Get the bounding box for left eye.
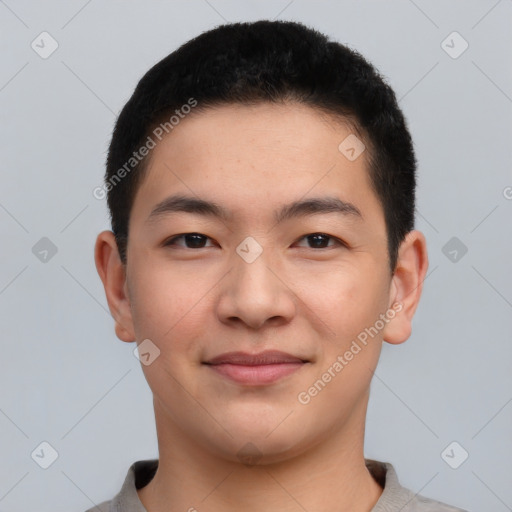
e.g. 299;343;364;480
294;233;344;249
164;233;215;249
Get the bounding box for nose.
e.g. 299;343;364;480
215;248;296;330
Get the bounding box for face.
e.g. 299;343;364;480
105;103;412;463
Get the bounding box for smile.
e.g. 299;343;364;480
203;350;308;385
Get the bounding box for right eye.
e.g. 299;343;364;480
163;233;215;249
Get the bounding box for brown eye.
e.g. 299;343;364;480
165;233;214;249
294;233;344;249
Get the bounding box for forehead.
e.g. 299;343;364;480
131;102;383;227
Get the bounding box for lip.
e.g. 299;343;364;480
204;350;308;385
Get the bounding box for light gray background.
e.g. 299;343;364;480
1;1;511;510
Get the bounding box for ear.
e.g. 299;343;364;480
382;230;428;345
94;230;136;343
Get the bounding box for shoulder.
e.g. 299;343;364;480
366;459;468;512
82;459;158;512
84;500;111;512
409;493;469;511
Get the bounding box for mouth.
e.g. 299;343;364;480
203;350;309;386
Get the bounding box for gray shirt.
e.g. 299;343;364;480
86;459;467;512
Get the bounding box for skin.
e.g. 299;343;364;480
95;102;428;512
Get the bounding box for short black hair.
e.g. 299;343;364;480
105;20;416;272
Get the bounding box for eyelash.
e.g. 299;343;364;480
163;232;346;250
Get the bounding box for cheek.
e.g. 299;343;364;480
127;265;219;423
127;259;220;370
297;260;389;342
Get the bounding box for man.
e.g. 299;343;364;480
91;20;466;511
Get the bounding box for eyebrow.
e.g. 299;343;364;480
275;196;362;223
146;194;362;224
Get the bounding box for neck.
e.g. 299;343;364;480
138;394;382;512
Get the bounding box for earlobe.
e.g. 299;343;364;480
94;231;136;343
382;230;429;345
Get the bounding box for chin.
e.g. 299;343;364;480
202;420;313;466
